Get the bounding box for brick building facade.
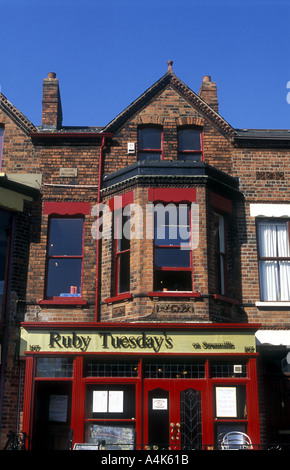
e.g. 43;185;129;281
0;62;289;450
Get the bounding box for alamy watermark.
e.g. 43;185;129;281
287;81;290;104
91;197;199;250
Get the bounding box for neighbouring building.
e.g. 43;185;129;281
0;62;290;450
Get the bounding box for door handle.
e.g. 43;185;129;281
170;422;181;441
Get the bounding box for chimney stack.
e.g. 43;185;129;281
42;72;63;129
199;75;219;113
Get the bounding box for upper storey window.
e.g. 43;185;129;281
46;217;84;298
178;128;202;161
138;127;162;161
258;220;290;301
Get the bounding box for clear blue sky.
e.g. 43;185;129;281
1;0;290;129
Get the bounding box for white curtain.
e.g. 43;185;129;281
258;223;290;301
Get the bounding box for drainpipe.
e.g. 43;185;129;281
95;136;106;322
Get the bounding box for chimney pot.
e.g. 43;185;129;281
203;75;211;83
47;72;57;79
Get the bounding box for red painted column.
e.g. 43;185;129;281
247;356;261;449
71;356;84;446
22;356;34;450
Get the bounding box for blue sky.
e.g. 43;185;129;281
1;0;290;129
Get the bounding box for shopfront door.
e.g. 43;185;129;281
144;380;203;450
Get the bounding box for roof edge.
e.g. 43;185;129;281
0;92;37;134
102;71;237;140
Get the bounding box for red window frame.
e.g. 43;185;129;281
138;126;163;161
214;212;228;297
153;204;193;292
39;202;90;305
114;209;131;295
210;192;233;302
178;127;203;161
148;188;197;295
45;215;85;300
106;192;134;301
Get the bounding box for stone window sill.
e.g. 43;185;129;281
256;301;290;308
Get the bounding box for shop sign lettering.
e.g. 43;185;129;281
23;330;255;354
99;332;173;353
192;341;235;350
49;332;91;352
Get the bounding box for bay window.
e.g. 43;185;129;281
257;220;290;301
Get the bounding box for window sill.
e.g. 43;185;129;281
148;291;201;298
256;301;290;308
214;294;239;305
38;298;87;306
105;293;133;304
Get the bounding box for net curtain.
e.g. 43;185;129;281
258;222;290;301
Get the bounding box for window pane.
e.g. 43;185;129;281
118;235;130;252
155;248;190;267
85;361;139;377
36;358;73;377
138;128;161;150
280;261;290;300
259;260;279;301
49;218;83;256
47;258;82;297
86;384;135;421
258;222;290;258
214;214;225;253
119;251;130;293
154;206;190;246
178;129;201;151
277;224;290;257
154;270;192;291
117;213;130;252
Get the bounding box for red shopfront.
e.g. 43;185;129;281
20;322;261;450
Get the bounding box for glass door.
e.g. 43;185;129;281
143;380;203;450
